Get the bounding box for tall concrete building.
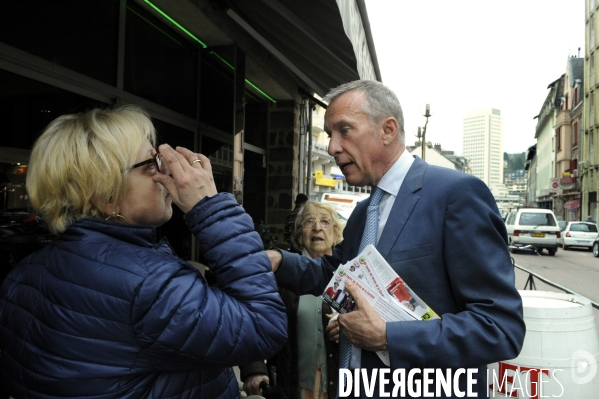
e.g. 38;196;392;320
462;108;504;186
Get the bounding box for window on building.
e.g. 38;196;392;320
0;0;119;85
124;1;199;118
556;127;561;151
573;121;579;146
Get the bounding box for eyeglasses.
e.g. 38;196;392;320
302;218;332;229
129;146;164;173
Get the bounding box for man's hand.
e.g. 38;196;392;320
338;281;387;351
265;249;283;272
243;374;269;396
325;312;340;343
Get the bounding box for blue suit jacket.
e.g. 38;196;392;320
276;156;525;398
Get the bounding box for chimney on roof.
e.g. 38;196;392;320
578;47;581;58
434;143;442;151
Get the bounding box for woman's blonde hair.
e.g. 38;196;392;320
292;201;345;251
27;105;156;235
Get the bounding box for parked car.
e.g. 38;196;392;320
558;222;598;250
592;236;599;257
504;208;561;255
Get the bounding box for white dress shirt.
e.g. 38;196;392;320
375;149;415;243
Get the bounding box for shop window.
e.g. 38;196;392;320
244;98;268;148
243;150;266;223
0;69;109;213
153;119;194;150
0;69;109;151
0;0;119;85
200;52;234;134
201;135;233;193
125;1;198;118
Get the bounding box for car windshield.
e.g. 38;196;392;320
569;223;598;232
518;213;557;227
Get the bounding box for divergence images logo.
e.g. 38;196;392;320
571;350;597;385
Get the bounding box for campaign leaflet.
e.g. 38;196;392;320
321;245;440;366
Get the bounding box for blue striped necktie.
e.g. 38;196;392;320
338;186;384;397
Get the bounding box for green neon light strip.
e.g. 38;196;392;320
144;1;276;103
244;79;276;103
144;0;207;48
211;52;276;103
128;7;181;45
211;51;235;70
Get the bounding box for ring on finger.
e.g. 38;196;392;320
191;159;202;166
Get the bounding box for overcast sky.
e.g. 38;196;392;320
365;0;585;155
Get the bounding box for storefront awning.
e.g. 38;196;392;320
564;199;580;209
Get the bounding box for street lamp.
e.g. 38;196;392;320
420;103;432;160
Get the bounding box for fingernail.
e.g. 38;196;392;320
346;281;353;288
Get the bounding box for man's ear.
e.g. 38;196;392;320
381;117;399;145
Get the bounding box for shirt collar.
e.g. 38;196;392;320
376;149;414;196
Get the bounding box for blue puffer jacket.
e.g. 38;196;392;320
0;193;287;398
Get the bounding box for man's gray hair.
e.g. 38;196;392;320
323;80;405;142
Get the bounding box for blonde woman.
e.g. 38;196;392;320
0;105;287;398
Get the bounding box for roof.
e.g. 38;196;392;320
159;0;381;99
568;57;584;87
224;0;381;96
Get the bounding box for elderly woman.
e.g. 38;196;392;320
0;105;287;398
241;201;344;399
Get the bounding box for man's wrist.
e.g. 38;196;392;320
266;249;284;273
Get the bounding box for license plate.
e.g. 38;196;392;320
531;232;545;238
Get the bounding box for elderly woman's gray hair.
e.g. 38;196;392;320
292;201;345;251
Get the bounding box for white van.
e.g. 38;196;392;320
317;192;369;220
504;208;561;255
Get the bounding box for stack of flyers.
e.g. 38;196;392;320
321;245;440;365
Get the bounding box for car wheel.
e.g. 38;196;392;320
547;248;556;256
594;242;599;258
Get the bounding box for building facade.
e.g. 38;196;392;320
555;57;584;221
462;108;504;186
533;78;562;211
584;0;599;221
0;0;380;257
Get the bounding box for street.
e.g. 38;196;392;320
510;246;599;332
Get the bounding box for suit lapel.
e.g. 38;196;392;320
376;156;427;259
345;198;368;258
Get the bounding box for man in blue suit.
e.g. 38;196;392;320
267;80;525;398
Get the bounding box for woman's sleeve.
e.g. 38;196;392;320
132;193;288;370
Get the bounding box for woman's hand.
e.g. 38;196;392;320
153;144;217;213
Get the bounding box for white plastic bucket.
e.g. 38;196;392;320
487;290;599;398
